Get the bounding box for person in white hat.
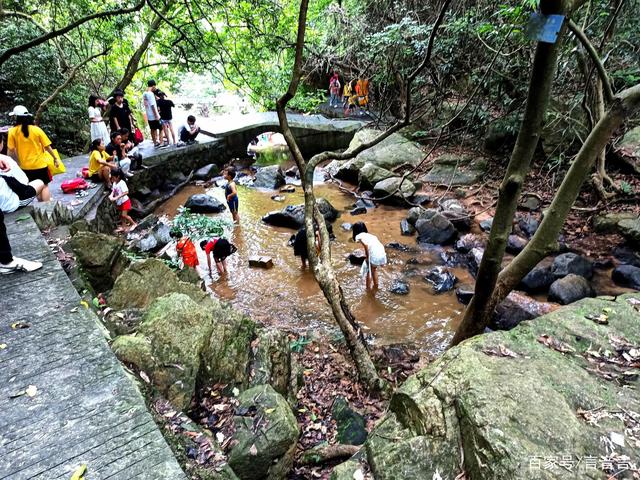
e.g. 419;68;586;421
6;106;59;202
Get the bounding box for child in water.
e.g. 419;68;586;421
352;221;386;289
171;229;199;269
225;167;239;224
109;169;137;231
200;237;237;276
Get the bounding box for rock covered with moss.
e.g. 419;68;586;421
356;294;640;479
69;230;129;292
228;385;299;480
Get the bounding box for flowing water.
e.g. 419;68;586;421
156;178;473;355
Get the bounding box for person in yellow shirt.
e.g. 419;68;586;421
7;106;58;201
88;139;118;188
342;81;352;110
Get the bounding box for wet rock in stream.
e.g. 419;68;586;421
612;265;640;290
423;266;457;293
262;198;339;229
184;193;226;214
455;284;475;304
551;252;593;279
389;280;410;295
400;219;415;236
548;274;595;305
253;165;286;189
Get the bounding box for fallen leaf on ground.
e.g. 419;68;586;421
70;464;87;480
25;385;38;397
80;300;89;309
139;371;150;383
0;344;7;349
537;334;575;354
14;215;30;222
482;344;519;358
353;468;365;480
585;313;609;325
249;444;258;456
11;322;30;329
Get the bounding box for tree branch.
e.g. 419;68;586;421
0;1;145;68
567;18;614;102
34;48;110;125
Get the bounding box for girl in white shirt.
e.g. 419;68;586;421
88;95;110;143
352;221;387;290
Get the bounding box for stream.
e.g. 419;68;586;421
156;176;474;355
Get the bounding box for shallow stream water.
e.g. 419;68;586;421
156;178;474;355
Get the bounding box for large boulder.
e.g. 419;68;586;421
551;253;593;280
108;258;210;310
372;177;416;205
614;125;640;173
254;165;286;189
439;198;471;231
593;212;637;233
548;274;595;305
112;293;215;410
228;385;299;480
490;291;558;330
325;157;365;184
365;294;640;479
135;222;173;253
184;194;226;214
342;129;425;174
612;265;640;290
618;217;640;246
358;163;395;190
262;198;338;229
421;154;487;186
519;264;555;293
415;212;456;245
193;163;220;181
69;231;129;292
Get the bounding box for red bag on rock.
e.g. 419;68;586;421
134;127;144;144
61;178;89;194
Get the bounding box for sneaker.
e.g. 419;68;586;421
125;171;134;178
0;257;43;275
176;141;186;147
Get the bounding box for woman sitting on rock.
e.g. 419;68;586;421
352;221;386;290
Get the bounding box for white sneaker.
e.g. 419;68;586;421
0;257;43;275
125;171;134;178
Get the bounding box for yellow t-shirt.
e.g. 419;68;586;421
7;125;52;170
88;150;110;176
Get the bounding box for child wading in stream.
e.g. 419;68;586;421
200;238;237;276
109;169;137;232
171;229;199;269
352;221;386;289
225;167;240;224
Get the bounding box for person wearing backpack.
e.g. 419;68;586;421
200;237;237;277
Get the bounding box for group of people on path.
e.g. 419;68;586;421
328;71;370;117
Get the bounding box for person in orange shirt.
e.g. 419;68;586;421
171;229;199;269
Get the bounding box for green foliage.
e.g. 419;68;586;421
172;207;232;241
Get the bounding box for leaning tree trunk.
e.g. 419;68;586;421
451;2;573;346
486;83;640;306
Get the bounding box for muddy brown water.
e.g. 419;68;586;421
156;180;474;355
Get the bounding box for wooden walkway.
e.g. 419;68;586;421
0;212;185;479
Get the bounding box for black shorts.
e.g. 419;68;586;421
1;175;37;206
90;173;104;182
24;167;52;185
148;119;161;130
293;228;308;258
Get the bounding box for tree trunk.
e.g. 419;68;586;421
451;6;568;346
115;1;174;93
34;49;110;125
487;84;640;306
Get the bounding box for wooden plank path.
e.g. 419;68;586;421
0;212;185;479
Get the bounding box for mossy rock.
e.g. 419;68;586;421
69;231;128;292
112;292;215;410
108;258;212;310
330;459;364;480
228;385;299;480
421;154;487;186
366;294;640;479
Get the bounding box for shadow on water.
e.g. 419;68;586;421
156;179;472;355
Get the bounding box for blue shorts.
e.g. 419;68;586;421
227;195;239;213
